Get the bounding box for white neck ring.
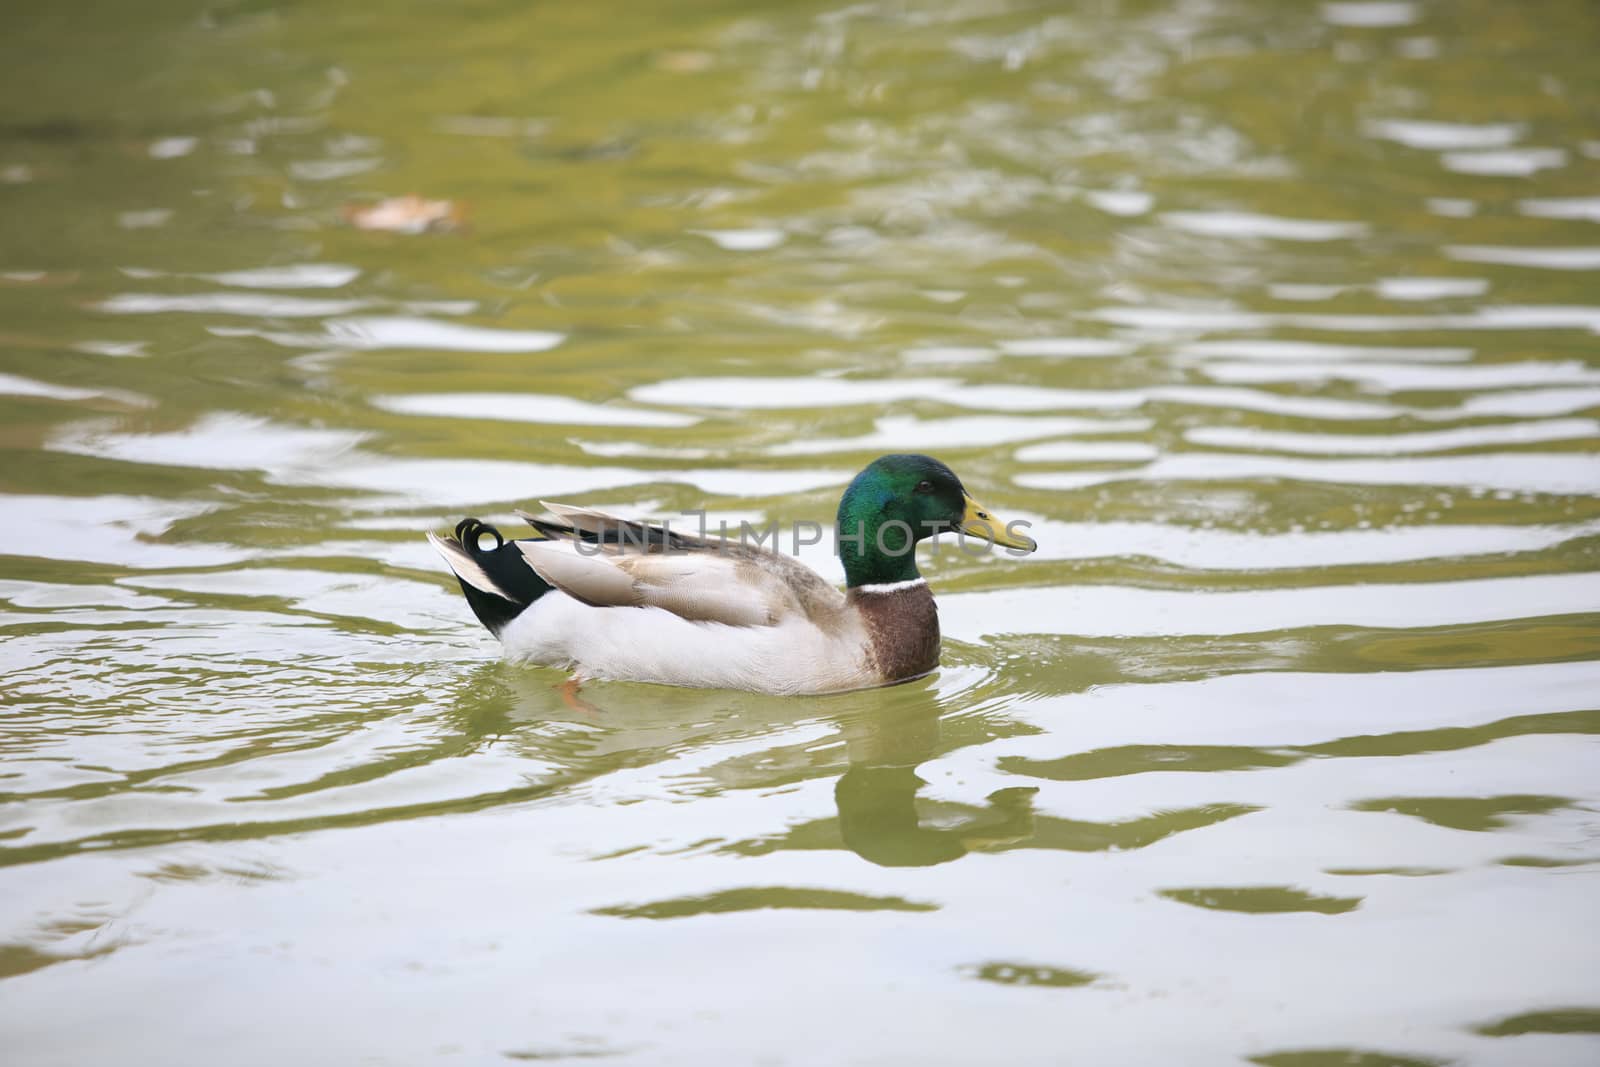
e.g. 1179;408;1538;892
853;578;927;595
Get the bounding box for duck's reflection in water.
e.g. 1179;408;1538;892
834;702;1038;867
442;661;1039;866
441;662;1249;869
836;766;1038;866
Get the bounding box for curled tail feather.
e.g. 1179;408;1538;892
428;518;552;636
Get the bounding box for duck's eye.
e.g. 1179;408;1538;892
914;480;934;493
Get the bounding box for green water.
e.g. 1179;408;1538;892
3;0;1599;1062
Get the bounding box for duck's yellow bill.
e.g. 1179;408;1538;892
958;494;1037;553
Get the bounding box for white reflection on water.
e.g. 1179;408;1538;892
1084;189;1153;216
997;337;1135;358
1160;212;1369;241
941;572;1600;641
0;373;143;405
574;441;717;460
1013;441;1160;463
1320;1;1419;27
1015;515;1600;570
1173;340;1472;363
1454;386;1600;417
1146;386;1400;420
0;580;171;613
769;414;1150;456
372;393;698;428
1373;277;1489;301
50;414;366;475
630;376;1141;411
96;292;368;316
243;316;567;352
147;136;197;159
299;458;851;507
629;376;1400;419
996;659;1596;751
201;263;361;288
1519;196;1600;221
118;568;455;633
690;228;786;250
72;340;149;358
1446;245;1600;271
1092;303;1600;332
0;495;244;568
1362;118;1522;150
1185;418;1600;455
1441;147;1567;176
1199;360;1600;391
48;410;855;504
1269;282;1350;301
1017;452;1600;496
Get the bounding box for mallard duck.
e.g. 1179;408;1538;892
426;453;1036;695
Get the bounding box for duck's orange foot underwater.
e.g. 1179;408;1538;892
558;675;599;716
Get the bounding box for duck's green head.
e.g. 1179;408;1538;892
836;453;1036;587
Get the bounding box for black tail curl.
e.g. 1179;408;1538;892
450;518;551;636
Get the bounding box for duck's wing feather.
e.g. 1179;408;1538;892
514;503;845;628
514;502;689;551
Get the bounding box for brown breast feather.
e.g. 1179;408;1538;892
850;583;941;683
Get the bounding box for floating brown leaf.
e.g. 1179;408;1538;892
341;195;464;234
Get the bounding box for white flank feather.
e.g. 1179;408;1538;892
496;591;874;695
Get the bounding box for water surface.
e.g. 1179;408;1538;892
2;0;1598;1063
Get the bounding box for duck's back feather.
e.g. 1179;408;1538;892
513;501;847;629
515;502;689;551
